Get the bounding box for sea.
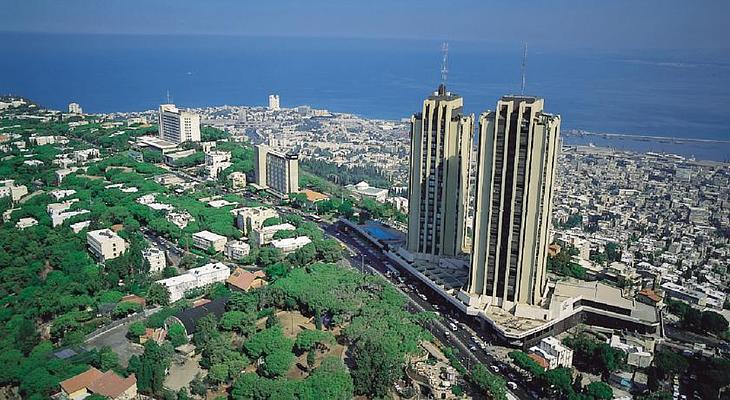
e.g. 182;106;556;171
1;32;729;161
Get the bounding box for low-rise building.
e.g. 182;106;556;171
70;220;91;233
50;189;77;200
226;268;266;292
192;230;227;252
59;367;137;400
271;236;312;254
0;179;28;202
227;171;247;189
156;262;231;302
528;336;573;370
224;240;251;261
205;150;232;179
142;247;167;273
87;229;128;262
346;181;389;203
234;207;279;234
16;217;38;230
52;209;90;227
250;223;296;246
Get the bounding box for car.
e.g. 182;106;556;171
443;331;450;337
507;382;517;390
433;304;439;310
449;323;458;331
469;345;477;351
419;294;427;301
490;365;500;373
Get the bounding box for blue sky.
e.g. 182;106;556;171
2;0;729;51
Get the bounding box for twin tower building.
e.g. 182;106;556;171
407;84;560;311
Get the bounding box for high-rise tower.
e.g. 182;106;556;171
407;85;474;259
462;96;560;308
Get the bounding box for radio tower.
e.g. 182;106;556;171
441;42;449;87
520;43;527;95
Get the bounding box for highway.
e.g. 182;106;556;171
323;221;535;400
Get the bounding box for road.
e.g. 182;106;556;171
323;221;534;400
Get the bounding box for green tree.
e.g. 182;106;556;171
585;381;613;400
97;346;119;371
257;247;283;268
128;321;147;338
219;310;256;337
135;341;172;395
146;283;171;306
193;314;219;348
208;363;229;386
262;350;295;377
167;323;188;347
350;335;402;398
471;364;508;400
315;239;342;263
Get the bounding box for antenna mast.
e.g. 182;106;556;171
441;42;449;86
520;43;527;95
166;90;171;104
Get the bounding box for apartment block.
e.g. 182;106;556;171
251;223;296;247
142;247;167;273
87;229;129;262
224;240;251;261
192;230;227;252
155;262;231;302
234;207;279;235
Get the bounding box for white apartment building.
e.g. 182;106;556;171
268;94;280;111
68;102;83;114
50;189;77;201
87;229;128;262
251;223;296;247
0;179;28;202
192;230;228;252
16;217;38;230
224;240;251;261
529;336;573;370
52;209;90;227
155;262;231;302
346;181;389;203
70;220;91;233
227;171;247;189
158;104;201;143
271;236;312;254
142;247;167;273
234;207;279;234
205;151;232;179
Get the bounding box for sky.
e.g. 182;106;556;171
2;0;729;52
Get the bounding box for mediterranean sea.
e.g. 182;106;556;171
1;32;729;159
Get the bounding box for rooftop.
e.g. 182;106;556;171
193;230;227;242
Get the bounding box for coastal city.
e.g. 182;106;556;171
2;2;730;400
0;83;728;400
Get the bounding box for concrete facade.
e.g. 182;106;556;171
407;84;473;259
463;96;560;308
87;229;128;262
254;144;299;196
192;230;227;252
158;104;201;143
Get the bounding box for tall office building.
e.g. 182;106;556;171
254;144;299;196
268;95;280;111
462;96;560;308
407;84;474;259
158;104;201;143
